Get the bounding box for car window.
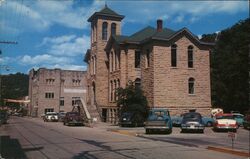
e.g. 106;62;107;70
183;113;201;119
216;115;234;120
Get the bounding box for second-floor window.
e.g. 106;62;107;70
146;49;150;68
135;50;141;68
45;92;54;99
60;97;64;106
111;23;116;36
171;44;177;67
102;22;108;40
188;78;195;94
188;45;194;68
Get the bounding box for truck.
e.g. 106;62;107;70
144;108;172;134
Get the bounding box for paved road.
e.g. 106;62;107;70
0;117;248;159
115;125;250;152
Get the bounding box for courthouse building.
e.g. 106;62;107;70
28;68;87;117
85;5;213;123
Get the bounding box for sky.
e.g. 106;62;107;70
0;0;249;75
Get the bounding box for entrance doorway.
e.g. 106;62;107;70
102;108;107;122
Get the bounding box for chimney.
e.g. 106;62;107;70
157;19;163;32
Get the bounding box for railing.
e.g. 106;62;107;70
94;100;102;121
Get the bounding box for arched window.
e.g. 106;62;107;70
110;81;113;102
188;45;193;68
135;78;141;88
171;44;177;67
111;23;116;36
188;78;195;94
114;80;117;101
102;22;108;40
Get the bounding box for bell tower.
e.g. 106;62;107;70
87;5;124;109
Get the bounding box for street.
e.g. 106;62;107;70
0;116;249;159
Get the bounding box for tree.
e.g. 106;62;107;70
116;81;148;119
209;18;250;113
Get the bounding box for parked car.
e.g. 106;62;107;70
120;112;144;127
232;113;244;127
58;112;66;122
0;111;8;125
243;114;250;130
181;112;205;133
213;113;237;132
171;115;183;127
63;112;84;126
145;108;172;134
202;117;215;127
43;112;59;122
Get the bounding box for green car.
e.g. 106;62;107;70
243;115;250;130
232;113;244;127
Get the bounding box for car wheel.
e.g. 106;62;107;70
166;129;172;134
206;121;213;127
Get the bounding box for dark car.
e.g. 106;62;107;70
63;112;84;126
120;112;144;127
58;112;66;122
181;112;205;133
0;111;8;125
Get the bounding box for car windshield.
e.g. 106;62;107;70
183;113;201;120
216;115;234;119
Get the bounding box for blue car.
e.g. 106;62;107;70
232;113;244;127
145;108;172;134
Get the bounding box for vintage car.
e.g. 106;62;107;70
171;115;183;127
120;112;144;127
63;112;84;126
243;114;250;130
213;113;237;132
232;113;244;127
145;108;172;134
181;112;205;133
202;117;215;127
43;112;59;122
58;112;66;122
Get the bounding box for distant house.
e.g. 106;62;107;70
28;68;87;117
84;5;214;123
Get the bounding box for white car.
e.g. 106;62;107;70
214;113;237;132
43;112;58;122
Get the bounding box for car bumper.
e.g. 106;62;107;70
67;120;83;125
181;125;205;130
214;126;237;129
145;126;171;130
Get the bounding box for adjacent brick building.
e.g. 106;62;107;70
84;6;214;123
28;68;87;117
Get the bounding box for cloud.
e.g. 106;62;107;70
108;1;248;24
40;34;90;57
19;54;73;65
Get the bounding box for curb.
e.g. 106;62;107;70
109;129;141;137
207;146;250;157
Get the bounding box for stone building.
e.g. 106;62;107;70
84;5;214;123
28;68;87;117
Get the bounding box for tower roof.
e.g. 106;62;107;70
88;5;124;22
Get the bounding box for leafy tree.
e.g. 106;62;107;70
116;81;148;119
209;18;250;113
1;73;29;108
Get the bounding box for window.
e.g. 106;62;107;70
110;81;113;102
44;108;54;114
72;97;80;106
46;78;55;85
111;23;116;36
60;97;64;106
135;78;141;88
188;45;194;68
45;92;54;99
171;44;177;67
135;51;141;68
188;78;195;94
102;22;108;40
146;49;150;67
